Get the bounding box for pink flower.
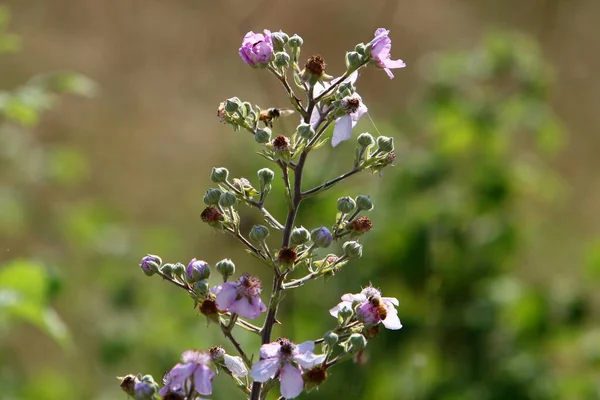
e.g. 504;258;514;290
239;30;274;67
309;71;367;147
330;286;402;330
251;339;326;399
159;350;215;397
368;28;406;79
213;274;267;319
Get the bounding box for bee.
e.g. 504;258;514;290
369;296;387;321
259;108;295;128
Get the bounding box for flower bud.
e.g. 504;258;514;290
355;195;374;211
249;224;270;243
135;376;158;400
219;191;237;208
297;122;315;140
311;227;333;248
215;258;235;280
140;254;161;276
290;226;310;246
274;51;290;69
258;168;275;187
355;43;367;55
339;305;353;319
343;241;363;259
357;133;375;147
194;279;211;297
337;196;356;214
172;262;185;278
271;30;289;51
160;263;174;277
346;51;364;71
224;97;242;113
203;188;222;206
288;34;303;48
211;167;229;183
186;259;211;283
255;127;272;144
324;331;339;346
376;136;394;152
348;333;367;352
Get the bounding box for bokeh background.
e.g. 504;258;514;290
1;1;600;399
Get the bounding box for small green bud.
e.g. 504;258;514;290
297;122;315;140
274;51;290;69
160;263;174;277
258;168;275;187
203;188;223;206
376;136;394;152
290;226;310;246
355;43;367;55
348;333;367;352
339;305;353;319
255;127;272;144
343;241;363;259
271;30;289;52
337;196;356;214
224;97;242;113
288;34;303;48
194;279;211;297
357;133;375;147
355;195;374;211
172;262;185;277
345;51;364;71
324;331;339;346
219;191;237;208
249;225;270;243
215;258;236;280
211;167;229;183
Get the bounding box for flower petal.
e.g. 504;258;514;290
193;365;215;395
251;358;280;382
296;341;315;354
294;344;326;369
382;296;399;306
382;310;402;330
230;296;265;319
332;115;353;147
214;283;237;310
260;342;282;359
341;293;366;303
224;354;248;377
329;301;351;317
279;363;304;399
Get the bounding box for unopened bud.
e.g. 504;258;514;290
355;195;374;211
215;258;236;280
140;254;161;276
297;123;315;140
343;241;363;259
339;305;353;319
346;51;364;71
249;225;270;243
172;262;185;278
376;136;394;152
337;196;356;214
355;43;367;55
224;98;242;113
203;188;222;206
186;259;211;282
311;227;333;248
290;226;310;246
193;279;211;297
348;333;367;352
219;192;237;208
255;127;272;144
134;376;158;400
160;263;174;277
324;331;339;346
274;52;290;69
288;34;303;48
211;167;229;183
258;168;275;187
357;133;375;147
271;31;289;52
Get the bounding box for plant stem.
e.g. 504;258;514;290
220;322;252;368
302;167;362;198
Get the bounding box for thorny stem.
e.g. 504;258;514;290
156;270;190;291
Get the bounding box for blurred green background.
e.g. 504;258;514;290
1;1;600;399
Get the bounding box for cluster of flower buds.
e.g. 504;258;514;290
125;26;406;400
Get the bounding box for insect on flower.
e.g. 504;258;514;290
259;107;295;128
369;295;387;321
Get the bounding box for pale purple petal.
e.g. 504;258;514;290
279;363;304;399
341;293;366;303
161;363;195;394
382;308;402;330
215;283;238;310
329;301;351;317
382;296;399;306
294;343;325;369
224;354;248;377
352;100;368;125
260;342;281;359
367;28;390;46
251;358;281;382
382;58;406;69
230;296;264;319
357;301;379;324
296;341;315;354
332;115;352;147
193;365;215;395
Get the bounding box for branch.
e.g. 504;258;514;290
302;167;362;198
220;322;252;368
